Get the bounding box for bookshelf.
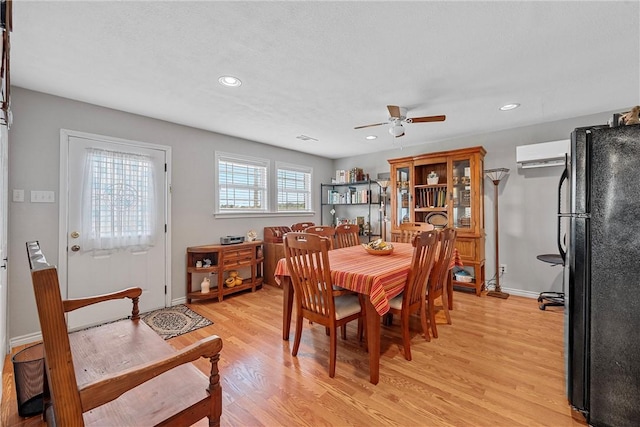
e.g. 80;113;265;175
320;180;380;241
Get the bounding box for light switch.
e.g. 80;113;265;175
13;189;24;202
31;190;55;203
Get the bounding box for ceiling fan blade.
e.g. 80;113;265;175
387;105;401;118
354;122;387;130
409;114;446;123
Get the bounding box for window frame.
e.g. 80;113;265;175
215;151;269;215
275;161;313;213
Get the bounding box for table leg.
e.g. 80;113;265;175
282;276;294;341
365;300;381;385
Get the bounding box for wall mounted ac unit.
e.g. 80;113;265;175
516;139;569;169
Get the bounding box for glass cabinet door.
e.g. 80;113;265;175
393;165;411;229
452;158;472;230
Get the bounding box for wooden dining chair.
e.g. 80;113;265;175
386;230;439;360
304;225;336;250
335;224;361;249
394;222;435;243
291;222;315;232
284;232;364;378
424;227;457;339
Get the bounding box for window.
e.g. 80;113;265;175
216;152;268;212
81;148;156;251
277;162;312;212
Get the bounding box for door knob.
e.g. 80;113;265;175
71;245;81;252
70;231;80;239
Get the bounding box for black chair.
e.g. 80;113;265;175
536;253;565;310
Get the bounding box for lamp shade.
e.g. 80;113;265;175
484;168;510;183
376;180;391;189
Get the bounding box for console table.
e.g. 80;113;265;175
186;241;264;303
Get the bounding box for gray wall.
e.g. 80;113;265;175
8;87;332;342
335;110;619;297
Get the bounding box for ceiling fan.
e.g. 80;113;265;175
354;105;446;138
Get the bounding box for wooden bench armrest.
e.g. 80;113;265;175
78;335;223;412
63;287;143;318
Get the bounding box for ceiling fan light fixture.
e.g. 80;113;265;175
389;123;405;137
218;75;242;87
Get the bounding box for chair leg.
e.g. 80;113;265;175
292;314;304;356
420;301;431;342
329;326;337;378
341;324;347;340
428;298;438;339
401;312;412;361
441;292;452;325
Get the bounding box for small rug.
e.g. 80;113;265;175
141;304;213;340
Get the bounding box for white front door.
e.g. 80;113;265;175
60;130;170;330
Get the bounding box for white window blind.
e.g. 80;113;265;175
81;148;156;251
277;163;312;212
217;153;268;212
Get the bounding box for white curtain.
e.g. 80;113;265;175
81;148;156;252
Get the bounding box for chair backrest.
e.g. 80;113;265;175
396;222;435;243
428;228;457;298
291;222;315;232
304;225;336;250
335;224;360;249
402;230;439;308
399;222;435;232
27;241;86;423
283;232;336;323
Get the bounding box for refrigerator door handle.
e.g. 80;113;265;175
557;155;569;264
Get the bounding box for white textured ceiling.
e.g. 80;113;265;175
11;1;640;159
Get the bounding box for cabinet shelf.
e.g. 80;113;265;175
415;207;447;212
415;184;448;189
321;202;371;206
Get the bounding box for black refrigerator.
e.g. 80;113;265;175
564;124;640;427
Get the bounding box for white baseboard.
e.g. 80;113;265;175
10;331;43;350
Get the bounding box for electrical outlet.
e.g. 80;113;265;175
500;264;507;275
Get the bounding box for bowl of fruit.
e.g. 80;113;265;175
362;239;394;256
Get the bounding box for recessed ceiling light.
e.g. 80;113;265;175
500;103;520;111
365;135;377;140
218;75;242;87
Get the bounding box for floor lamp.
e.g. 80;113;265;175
376;180;390;241
484;168;510;299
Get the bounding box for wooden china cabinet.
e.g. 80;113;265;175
388;146;486;295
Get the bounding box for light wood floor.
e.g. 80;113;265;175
2;285;587;426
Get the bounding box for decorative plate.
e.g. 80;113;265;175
426;212;448;227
